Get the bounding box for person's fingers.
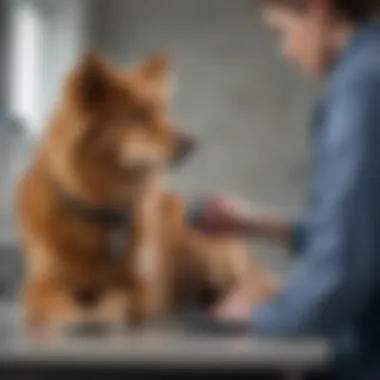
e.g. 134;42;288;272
212;293;230;315
213;287;241;315
213;303;229;318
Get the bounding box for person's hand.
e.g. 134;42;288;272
189;195;256;235
213;286;253;322
188;195;293;246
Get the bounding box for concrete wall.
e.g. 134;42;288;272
88;0;317;271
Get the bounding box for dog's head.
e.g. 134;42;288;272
45;52;197;200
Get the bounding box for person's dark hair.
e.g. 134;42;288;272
260;0;380;22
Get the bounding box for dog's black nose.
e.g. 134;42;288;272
172;133;198;167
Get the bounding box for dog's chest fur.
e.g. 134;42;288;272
18;167;182;300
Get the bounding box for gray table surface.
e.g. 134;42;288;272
0;303;332;372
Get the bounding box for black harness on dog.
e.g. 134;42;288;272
57;185;133;261
55;185;134;307
54;185;203;309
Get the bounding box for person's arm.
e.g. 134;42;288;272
187;197;301;249
289;216;308;254
251;71;380;336
245;213;298;248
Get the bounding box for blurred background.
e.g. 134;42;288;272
0;0;317;300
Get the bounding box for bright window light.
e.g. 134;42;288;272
11;1;42;134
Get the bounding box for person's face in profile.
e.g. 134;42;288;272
261;2;333;78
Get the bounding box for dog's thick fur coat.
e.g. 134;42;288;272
16;53;277;331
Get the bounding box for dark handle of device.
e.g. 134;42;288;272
186;198;208;229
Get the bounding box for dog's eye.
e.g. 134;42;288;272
129;105;150;124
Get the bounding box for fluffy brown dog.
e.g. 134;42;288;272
16;53;277;332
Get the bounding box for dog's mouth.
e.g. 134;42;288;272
118;162;156;181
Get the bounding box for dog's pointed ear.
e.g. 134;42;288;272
67;52;113;107
140;52;170;81
137;52;176;100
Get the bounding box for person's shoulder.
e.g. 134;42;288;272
323;43;380;145
333;42;380;94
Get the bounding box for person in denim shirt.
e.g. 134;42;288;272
189;1;380;379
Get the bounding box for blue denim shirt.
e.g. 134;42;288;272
251;23;380;379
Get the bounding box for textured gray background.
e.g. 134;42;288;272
0;0;318;296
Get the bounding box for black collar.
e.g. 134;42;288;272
55;185;133;228
55;185;133;261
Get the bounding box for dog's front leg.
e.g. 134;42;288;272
23;276;82;336
128;179;169;324
93;287;130;327
22;241;85;336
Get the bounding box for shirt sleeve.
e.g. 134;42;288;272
252;72;380;336
290;217;308;254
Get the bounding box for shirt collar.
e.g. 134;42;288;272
333;20;380;72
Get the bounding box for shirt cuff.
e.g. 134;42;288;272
251;301;303;336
